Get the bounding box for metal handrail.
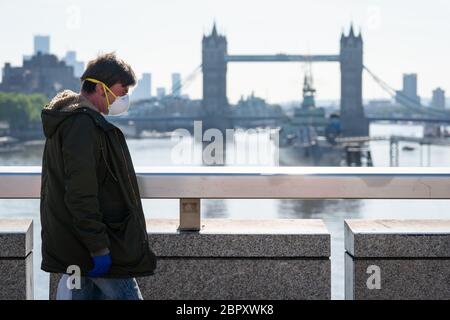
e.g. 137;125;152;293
2;166;450;230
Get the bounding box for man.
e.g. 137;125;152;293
40;53;157;300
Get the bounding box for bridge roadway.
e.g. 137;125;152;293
108;115;450;124
225;54;340;62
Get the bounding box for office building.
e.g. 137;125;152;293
131;73;152;101
34;35;50;55
431;87;446;109
171;73;181;96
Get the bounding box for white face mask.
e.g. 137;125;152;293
108;94;130;116
83;78;130;116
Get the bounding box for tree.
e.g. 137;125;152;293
0;92;48;131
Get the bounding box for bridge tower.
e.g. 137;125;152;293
202;23;231;132
340;25;369;137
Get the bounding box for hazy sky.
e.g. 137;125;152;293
1;0;449;103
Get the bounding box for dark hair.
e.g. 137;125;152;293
80;52;136;93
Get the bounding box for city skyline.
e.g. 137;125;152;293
0;0;449;103
3;31;445;108
1;33;447;107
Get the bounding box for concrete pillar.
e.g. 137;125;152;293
0;219;33;300
51;219;331;300
345;219;450;300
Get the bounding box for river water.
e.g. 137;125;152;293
1;122;450;300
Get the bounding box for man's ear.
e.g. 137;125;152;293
95;83;105;96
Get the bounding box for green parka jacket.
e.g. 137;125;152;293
40;90;156;277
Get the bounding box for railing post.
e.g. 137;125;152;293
179;198;201;231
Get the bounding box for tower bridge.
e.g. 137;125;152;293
202;23;368;137
115;24;450;137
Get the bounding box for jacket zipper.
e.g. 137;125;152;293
114;130;139;206
99;137;118;182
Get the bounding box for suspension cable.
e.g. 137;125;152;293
363;65;449;118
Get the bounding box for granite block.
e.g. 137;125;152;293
0;253;33;300
0;219;33;300
345;219;450;300
147;219;330;257
50;219;331;300
50;273;58;300
51;258;330;300
139;258;330;300
345;219;450;258
345;253;450;300
0;219;33;258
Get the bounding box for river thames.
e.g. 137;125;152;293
2;122;450;299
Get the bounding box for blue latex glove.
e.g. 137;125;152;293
88;254;112;277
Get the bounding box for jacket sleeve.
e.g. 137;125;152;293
61;114;110;253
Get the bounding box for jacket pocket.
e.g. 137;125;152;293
104;211;145;267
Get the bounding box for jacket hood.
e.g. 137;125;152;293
41;90;110;138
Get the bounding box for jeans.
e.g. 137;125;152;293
56;274;143;300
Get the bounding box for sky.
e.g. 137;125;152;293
0;0;449;104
